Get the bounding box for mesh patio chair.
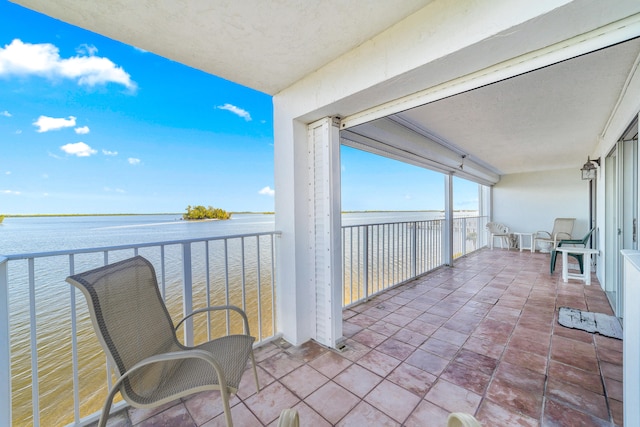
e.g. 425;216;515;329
486;222;510;249
535;217;575;252
550;227;596;274
66;255;259;427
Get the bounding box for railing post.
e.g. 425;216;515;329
181;243;194;346
0;257;11;427
462;218;467;256
363;226;369;300
411;222;417;278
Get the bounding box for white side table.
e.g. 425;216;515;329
556;247;599;285
512;232;534;253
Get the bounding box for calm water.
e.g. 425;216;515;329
1;211;449;426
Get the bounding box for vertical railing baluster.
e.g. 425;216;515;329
256;236;262;341
241;237;247;318
363;226;369;300
28;258;40;426
0;257;11;427
271;234;276;336
205;242;211;340
160;245;166;299
224;239;230;335
181;243;194;346
69;254;80;424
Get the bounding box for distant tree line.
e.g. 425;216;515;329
183;205;231;220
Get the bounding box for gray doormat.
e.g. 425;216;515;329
558;307;623;340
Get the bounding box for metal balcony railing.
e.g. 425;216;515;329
0;232;280;427
342;216;487;307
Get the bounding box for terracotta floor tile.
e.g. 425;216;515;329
406;348;450;376
604;376;623;402
136;403;196;427
351;328;388;348
387;362;436;397
453;348;498;376
473;318;514;345
486;377;543;419
596;345;623;365
183;390;227;425
546;378;608;420
242;382;300;425
368;319;402;336
284;340;328;362
547;360;603;394
543;398;610;427
440;360;491;394
259;351;305;379
356;348;402;377
339;339;372;362
392;328;429;347
199;402;261;427
364;379;421;423
129;401;182;425
424;379;481;415
554;322;596;343
431;326;469;346
336;401;399;427
333;363;383;398
297;347;347;377
419;337;461;359
288;402;332;427
609;398;623;427
550;335;598;372
405;399;451;427
376;337;416;360
508;327;551;357
236;365;275;399
341;321;363;337
304;382;359;425
476;400;538;427
280;364;329;399
502;346;547;375
462;336;505;359
417;311;448;326
600;360;623;382
595;334;623;352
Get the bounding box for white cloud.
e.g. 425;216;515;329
74;125;90;134
128;157;141;165
0;110;11;117
102;149;118;156
60;142;97;157
1;189;20;195
0;39;136;90
259;186;275;197
14;129;22;134
42;174;49;179
5;171;10;175
76;44;98;56
34;115;76;132
104;186;126;193
217;103;252;121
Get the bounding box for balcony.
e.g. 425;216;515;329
2;225;621;426
106;249;621;426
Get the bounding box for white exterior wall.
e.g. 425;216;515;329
493;169;590;238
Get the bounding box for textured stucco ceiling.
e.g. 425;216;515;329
12;0;433;95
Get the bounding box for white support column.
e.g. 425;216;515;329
444;174;454;266
274;110;343;347
308;117;343;348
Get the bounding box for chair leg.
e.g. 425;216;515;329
250;350;260;393
550;250;559;274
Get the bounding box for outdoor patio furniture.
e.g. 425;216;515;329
278;408;300;427
486;222;510;249
66;255;259;427
447;412;482;427
535;218;575;252
556;247;599;285
550;227;596;274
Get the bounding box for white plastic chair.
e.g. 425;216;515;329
486;222;510;249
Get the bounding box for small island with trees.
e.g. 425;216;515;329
182;205;231;221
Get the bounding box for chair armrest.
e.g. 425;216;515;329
557;239;585;247
535;231;551;239
175;305;252;336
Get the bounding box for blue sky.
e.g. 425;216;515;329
0;1;479;214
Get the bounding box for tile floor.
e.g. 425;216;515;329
98;248;623;426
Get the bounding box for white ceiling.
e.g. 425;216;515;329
347;38;640;176
12;0;432;95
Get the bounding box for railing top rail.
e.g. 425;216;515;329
1;231;282;261
341;215;486;229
